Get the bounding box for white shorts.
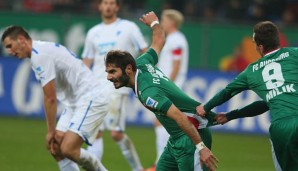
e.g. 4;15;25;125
56;100;108;145
99;93;128;132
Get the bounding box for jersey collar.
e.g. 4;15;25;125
264;48;280;57
134;69;140;98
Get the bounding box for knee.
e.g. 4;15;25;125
110;131;124;142
60;141;79;160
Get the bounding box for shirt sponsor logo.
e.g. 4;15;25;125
146;97;158;109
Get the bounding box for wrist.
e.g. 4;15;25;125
196;142;206;153
47;126;56;133
150;20;159;28
226;110;237;121
203;104;210;113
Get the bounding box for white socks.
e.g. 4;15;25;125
58;158;80;171
155;125;170;163
117;135;143;171
77;148;108;171
87;138;104;161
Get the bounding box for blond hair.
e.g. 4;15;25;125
162;9;184;28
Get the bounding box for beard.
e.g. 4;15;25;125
113;72;130;89
102;9;115;19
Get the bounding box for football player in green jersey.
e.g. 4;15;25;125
197;21;298;171
215;101;281;171
105;11;219;171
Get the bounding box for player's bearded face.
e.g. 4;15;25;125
116;70;130;88
107;65;129;89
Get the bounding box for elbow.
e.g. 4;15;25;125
44;96;56;104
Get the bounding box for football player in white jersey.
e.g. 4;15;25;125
147;9;189;171
2;26;109;171
82;0;147;170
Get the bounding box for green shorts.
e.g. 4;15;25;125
270;116;298;171
156;128;212;171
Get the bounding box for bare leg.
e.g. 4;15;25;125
60;131;107;171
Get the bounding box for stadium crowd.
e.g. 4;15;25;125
0;0;298;24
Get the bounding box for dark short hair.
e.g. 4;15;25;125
1;25;31;42
105;50;137;72
98;0;120;5
253;21;280;53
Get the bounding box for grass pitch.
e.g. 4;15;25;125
0;117;274;171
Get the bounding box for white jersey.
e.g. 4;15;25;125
158;31;189;88
31;40;108;108
82;18;148;94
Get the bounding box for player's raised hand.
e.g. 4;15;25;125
215;112;228;125
196;104;206;116
139;11;159;27
199;147;219;171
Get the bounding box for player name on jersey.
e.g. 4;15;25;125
252;52;289;72
266;84;296;101
145;64;168;84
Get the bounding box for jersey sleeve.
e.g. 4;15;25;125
136;48;159;66
140;87;173;115
31;55;56;87
169;39;184;61
204;68;250;112
226;100;269;121
172;47;183;61
130;23;148;51
81;31;96;59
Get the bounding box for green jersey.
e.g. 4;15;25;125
205;47;298;123
135;48;216;139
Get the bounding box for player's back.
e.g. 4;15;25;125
246;47;298;122
136;49;215;138
31;40;108;107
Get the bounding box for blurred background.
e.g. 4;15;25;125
0;0;298;170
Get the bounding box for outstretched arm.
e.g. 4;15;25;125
197;69;249;116
167;104;218;171
139;11;165;55
216;100;269;124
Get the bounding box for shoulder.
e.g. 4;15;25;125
86;23;102;36
31;40;60;63
139;86;160;101
136;48;158;66
32;41;54;57
167;32;188;45
283;47;298;53
119;19;140;29
171;32;186;40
